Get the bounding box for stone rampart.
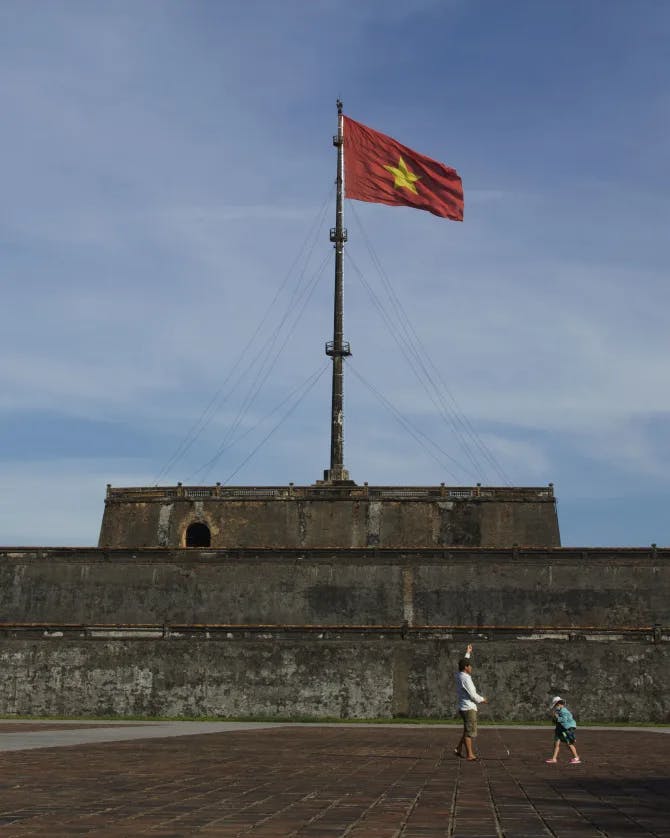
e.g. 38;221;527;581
0;631;666;722
0;547;665;627
0;546;667;721
98;484;560;549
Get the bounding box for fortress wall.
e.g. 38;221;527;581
98;494;561;549
0;634;667;722
0;548;667;628
478;502;560;547
2;546;666;720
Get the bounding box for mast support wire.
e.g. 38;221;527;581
153;186;334;484
347;362;476;482
347;200;512;486
188;254;331;481
220;362;329;486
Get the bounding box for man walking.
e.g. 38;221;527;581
454;643;487;761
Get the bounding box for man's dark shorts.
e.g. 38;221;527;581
460;709;478;738
555;725;577;745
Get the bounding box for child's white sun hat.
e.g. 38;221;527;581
550;696;563;708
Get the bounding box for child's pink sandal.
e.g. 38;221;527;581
545;758;557;763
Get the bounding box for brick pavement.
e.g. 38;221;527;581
0;725;668;837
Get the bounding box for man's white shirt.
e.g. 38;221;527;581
456;670;485;711
456;652;485;711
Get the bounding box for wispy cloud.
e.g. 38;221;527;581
1;1;669;545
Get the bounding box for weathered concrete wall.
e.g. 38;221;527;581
0;547;666;627
98;485;560;549
1;546;666;721
0;635;666;722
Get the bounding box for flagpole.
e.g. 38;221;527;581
323;99;351;483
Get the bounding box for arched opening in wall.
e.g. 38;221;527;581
185;522;211;547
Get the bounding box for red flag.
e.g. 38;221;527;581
343;116;463;221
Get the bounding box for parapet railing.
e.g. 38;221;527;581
104;483;556;503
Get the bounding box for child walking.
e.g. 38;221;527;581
546;696;581;764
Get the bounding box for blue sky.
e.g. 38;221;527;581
1;0;668;546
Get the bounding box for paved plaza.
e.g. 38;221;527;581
0;721;668;837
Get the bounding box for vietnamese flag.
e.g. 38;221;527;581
343;116;464;221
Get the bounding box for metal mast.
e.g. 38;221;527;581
323;99;352;483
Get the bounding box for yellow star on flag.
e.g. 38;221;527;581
383;156;421;194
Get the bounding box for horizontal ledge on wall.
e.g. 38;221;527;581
0;623;666;643
1;548;668;563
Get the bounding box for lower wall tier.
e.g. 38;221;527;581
1;629;667;722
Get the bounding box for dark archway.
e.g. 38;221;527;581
185;522;211;547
